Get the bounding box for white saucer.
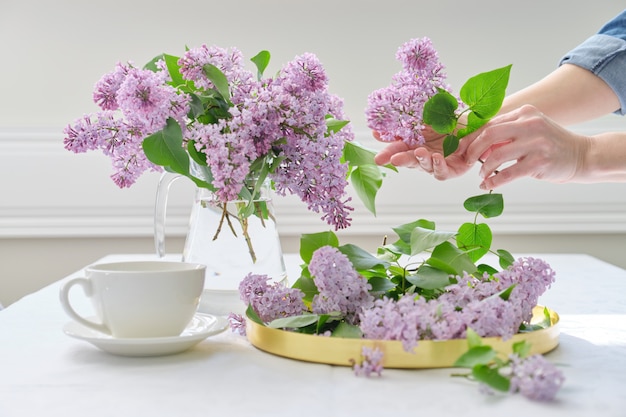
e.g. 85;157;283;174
63;313;228;357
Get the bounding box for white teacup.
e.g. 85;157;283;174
59;261;206;338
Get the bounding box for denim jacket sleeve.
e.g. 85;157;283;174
560;9;626;115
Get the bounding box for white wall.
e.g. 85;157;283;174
2;0;626;306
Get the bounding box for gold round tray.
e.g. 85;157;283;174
246;305;559;368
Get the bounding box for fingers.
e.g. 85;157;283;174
374;141;411;165
480;161;526;190
374;141;424;168
414;147;434;172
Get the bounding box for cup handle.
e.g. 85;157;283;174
59;277;111;335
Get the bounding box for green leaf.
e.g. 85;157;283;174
331;322;363;338
497;249;515;269
291;275;319;303
456;111;489;139
342;141;377;166
476;263;498;275
300;231;339;263
442;134;459;157
339;243;388;271
368;276;397;293
187;93;206;120
202;63;231;101
454;345;496;368
497;284;516;301
410;227;456;256
250;50;271;79
519;307;552;332
472;364;511;392
392;219;436;244
512;340;532;358
405;265;452;290
456;222;492;262
466;328;483;348
423;90;458;134
463;193;504;218
460;64;511;120
349;164;383;215
427;241;478;276
142;118;190;175
326;117;350;134
144;54;184;88
245;304;264;325
268;314;319;329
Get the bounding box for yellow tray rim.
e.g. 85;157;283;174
246;305;560;369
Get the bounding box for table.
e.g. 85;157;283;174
2;253;626;417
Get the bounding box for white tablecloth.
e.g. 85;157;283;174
1;253;626;417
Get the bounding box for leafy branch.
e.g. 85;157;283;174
423;65;511;156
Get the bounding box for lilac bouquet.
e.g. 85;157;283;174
64;45;388;231
236;192;565;401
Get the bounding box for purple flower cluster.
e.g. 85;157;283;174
64;62;188;188
64;46;354;230
508;353;565;401
308;246;374;324
365;37;453;146
359;257;556;351
238;273;306;323
353;346;384;377
227;313;247;336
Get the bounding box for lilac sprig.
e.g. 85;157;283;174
238;273;307;323
365;37;454;145
308;246;374;324
454;335;565;402
508;353;565;401
352;346;384;377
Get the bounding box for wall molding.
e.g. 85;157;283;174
2;126;626;238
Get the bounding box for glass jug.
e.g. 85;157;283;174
154;166;288;316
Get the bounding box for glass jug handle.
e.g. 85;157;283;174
154;171;183;258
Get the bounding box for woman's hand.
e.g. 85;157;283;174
464;105;590;189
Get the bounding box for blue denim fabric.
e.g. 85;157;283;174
598;9;626;41
560;9;626;115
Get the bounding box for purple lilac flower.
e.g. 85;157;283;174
460;295;523;341
309;246;373;324
93;62;131;111
359;258;557;351
238;273;307;323
116;67;189;133
395;37;445;75
495;257;556;323
508;354;565;401
64;60;189;188
353;346;384;377
228;313;247;336
365;37;453;146
190;119;256;202
63;112;160;188
269;53;354;230
359;295;426;352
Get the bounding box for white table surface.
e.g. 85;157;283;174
1;253;626;417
